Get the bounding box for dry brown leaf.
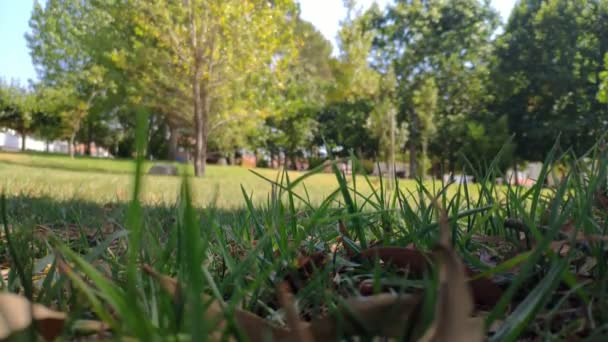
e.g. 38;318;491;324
359;246;429;274
142;265;290;342
550;241;571;256
307;292;422;340
143;265;425;341
277;282;313;342
359;246;503;307
417;206;485;342
0;292;66;341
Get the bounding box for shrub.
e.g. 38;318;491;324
308;157;327;170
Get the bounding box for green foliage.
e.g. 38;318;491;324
459;115;515;174
317;1;382;160
27;0;112;156
494;0;608;160
411;76;438;177
598;53;608;103
264;18;334;168
0;81;39;150
373;0;499;174
315;99;378;158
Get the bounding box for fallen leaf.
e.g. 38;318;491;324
143;265;424;341
358;246;503;307
142;264;290;342
285;251;327;292
277;282;313;342
307;292;422;340
359;246;429;274
0;292;66;341
417;205;485;342
550;241;571;256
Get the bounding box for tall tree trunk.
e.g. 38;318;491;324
409;142;417;179
408;111;418;179
449;156;456;182
85;120;92;155
290;152;298;171
193;81;209;177
69;133;76;158
168;124;178;161
20;130;26;151
190;1;208;177
229;150;236;166
421;140;428;179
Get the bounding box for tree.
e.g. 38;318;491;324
367;68;407;172
494;0;608;160
318;0;381;159
0;81;38;151
264;18;334;169
373;0;499;176
27;0;111;158
115;0;296;176
410;76;438;177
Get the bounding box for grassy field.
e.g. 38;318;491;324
0;151;437;208
2;148;608;341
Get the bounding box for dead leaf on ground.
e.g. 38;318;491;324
143;264;424;341
417;204;485;342
0;292;66;341
285;251;327;292
359;246;430;275
308;292;421;340
142;264;290;342
550;241;571;256
277;282;313;342
358;246;503;308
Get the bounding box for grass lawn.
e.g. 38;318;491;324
1;149;605;341
0;151;439;208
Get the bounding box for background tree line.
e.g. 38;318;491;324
1;0;608;177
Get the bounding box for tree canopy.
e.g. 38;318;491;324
15;0;608;178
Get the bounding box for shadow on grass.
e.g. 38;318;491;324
3;194;250;232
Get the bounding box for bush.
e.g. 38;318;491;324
308;157;327;170
256;158;270;168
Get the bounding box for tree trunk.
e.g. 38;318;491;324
421;140;428;179
409;142;417;180
190;1;208;177
168;124;178;161
449;157;456;182
85;120;92;156
408;111;418;179
229;150;236;166
290;152;298;171
69;134;76;158
193;81;209;177
20;130;26;151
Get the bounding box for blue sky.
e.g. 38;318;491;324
0;0;516;85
